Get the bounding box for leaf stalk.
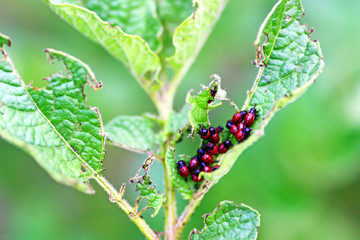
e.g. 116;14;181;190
94;175;159;240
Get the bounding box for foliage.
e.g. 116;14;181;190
129;156;164;217
0;0;324;239
202;0;324;183
190;201;260;240
106;116;162;154
0;36;105;193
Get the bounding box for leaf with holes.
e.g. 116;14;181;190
135;175;163;217
202;0;324;183
186;77;227;133
106;116;162;155
0;34;105;193
190;201;260;240
44;0;162;94
130;157;164;217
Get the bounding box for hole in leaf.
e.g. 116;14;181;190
80;164;87;173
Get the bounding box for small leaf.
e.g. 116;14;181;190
157;0;194;56
129;156;164;217
190;201;260;240
186;77;226;133
83;0;163;52
44;0;162;93
106;116;162;155
165;147;193;200
165;104;190;136
136;175;163;217
168;0;228;79
0;36;105;193
0;33;11;46
203;0;324;182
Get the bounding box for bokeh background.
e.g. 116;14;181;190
1;0;360;239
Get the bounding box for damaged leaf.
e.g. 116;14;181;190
186;76;227;133
203;0;324;182
129;156;164;217
45;0;162;94
0;34;105;193
190;201;260;240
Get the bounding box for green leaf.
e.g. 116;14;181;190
165;104;190;136
165;147;193;200
203;0;324;182
135;175;163;217
186;77;226;133
0;33;11;46
168;0;228;79
158;0;194;35
44;0;162;93
106;116;162;155
158;0;194;57
130;156;164;217
83;0;162;52
0;36;105;193
190;201;260;240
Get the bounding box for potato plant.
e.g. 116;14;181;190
0;0;324;239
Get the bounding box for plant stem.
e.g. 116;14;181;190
163;160;177;240
174;182;213;239
94;174;159;240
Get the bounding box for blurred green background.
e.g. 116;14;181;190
1;0;360;239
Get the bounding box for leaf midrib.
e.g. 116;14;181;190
49;1;160;82
4;49;100;176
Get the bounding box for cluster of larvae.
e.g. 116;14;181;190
177;107;258;182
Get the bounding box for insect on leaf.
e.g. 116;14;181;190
165;147;194;200
186;76;227;134
202;0;324;183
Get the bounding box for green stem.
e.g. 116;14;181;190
157;89;177;240
163;160;177;240
174;182;213;239
153;67;177;239
161;67;195;240
94;175;159;240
